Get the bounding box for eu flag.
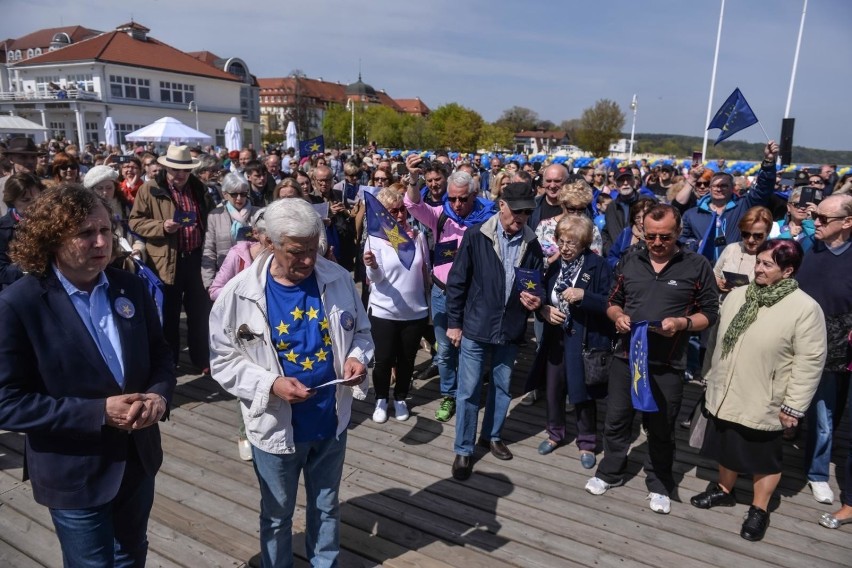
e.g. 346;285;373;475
629;321;659;412
707;88;759;145
363;191;416;270
299;135;325;157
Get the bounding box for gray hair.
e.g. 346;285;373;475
265;197;323;244
193;153;218;175
221;173;249;195
447;170;475;194
377;187;403;210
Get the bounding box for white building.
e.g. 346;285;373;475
0;22;260;149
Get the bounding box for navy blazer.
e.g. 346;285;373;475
0;267;175;509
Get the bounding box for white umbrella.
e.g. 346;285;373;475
224;117;242;152
103;117;118;149
124;116;212;145
285;121;298;153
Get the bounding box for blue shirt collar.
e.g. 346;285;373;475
52;264;109;296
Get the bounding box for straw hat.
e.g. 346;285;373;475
156;145;199;170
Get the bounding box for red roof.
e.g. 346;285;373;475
16;28;240;82
259;77;426;114
395;98;430;115
187;50;222;66
3;25;101;52
515;130;568;139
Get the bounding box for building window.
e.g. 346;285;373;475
159;81;194;104
26;49;34;59
115;123;144;146
86;122;99;143
34;48;42;56
241;85;259;122
36;75;61;96
215;129;225;148
67;74;94;92
109;76;151;100
49;121;66;140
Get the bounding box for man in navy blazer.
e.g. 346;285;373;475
0;184;175;567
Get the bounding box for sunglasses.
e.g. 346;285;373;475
228;192;249;197
741;231;765;240
373;176;389;182
563;207;586;214
447;195;470;204
57;164;78;171
812;213;847;224
511;208;534;216
387;207;405;215
644;233;674;242
695;181;709;188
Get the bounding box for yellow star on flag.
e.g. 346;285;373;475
290;306;304;320
310;142;320;152
285;349;298;363
276;340;290;350
524;279;536;290
275;320;289;335
633;360;642;395
319;317;329;331
301;357;314;371
442;249;455;258
306;306;319;320
323;334;332;346
315;348;328;361
383;224;408;253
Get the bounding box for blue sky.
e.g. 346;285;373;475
3;0;850;151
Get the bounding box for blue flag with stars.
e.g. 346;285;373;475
364;191;416;270
299;135;325;156
629;321;659;412
707;88;758;145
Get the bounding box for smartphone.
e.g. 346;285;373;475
798;186;823;207
691;151;703;167
115;155;130;164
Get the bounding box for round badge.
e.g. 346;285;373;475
114;297;136;319
340;310;355;331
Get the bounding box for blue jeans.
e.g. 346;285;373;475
49;468;155;568
431;284;458;398
805;371;840;482
454;337;518;455
252;432;347;568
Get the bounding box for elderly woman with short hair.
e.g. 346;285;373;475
769;186;817;252
362;188;429;422
535;180;603;268
202;173;256;289
527;215;614;465
193;154;224;205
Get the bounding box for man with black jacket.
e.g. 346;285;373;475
446;183;544;480
602;167;641;254
585;204;719;514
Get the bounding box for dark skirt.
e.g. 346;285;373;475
700;415;783;475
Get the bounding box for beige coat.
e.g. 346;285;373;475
705;285;826;431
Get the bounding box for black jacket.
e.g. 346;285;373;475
446;216;544;344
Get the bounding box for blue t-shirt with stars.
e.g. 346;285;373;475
266;269;336;443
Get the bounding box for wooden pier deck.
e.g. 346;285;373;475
1;340;849;567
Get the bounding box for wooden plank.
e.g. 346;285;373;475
0;539;44;568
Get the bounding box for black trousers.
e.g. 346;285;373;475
595;357;683;495
162;248;211;369
369;314;427;400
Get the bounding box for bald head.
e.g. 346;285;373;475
543;164;568;183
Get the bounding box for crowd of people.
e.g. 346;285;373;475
0;133;850;566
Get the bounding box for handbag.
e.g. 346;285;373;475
688;391;709;449
581;319;613;387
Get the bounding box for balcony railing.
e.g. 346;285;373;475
0;90;101;102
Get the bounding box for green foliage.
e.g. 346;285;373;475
428;103;484;152
575;99;625;157
495;106;539;133
322;103;367;148
477;123;514;151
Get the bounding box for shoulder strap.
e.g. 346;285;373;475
436;211;449;241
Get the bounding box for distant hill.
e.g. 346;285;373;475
632;133;851;165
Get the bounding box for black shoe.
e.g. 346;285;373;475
478;438;513;460
691;484;737;509
452;454;472;480
413;364;439;381
740;505;770;541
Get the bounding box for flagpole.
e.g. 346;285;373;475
756;122;771;142
702;0;726;158
784;0;808;118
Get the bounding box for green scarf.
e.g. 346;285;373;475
720;278;798;359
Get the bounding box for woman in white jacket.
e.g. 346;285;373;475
363;188;430;423
201;173;255;288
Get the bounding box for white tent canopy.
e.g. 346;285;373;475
125;116;212;145
0;115;49;142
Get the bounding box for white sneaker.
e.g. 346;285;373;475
393;400;410;421
372;399;388;423
520;390;538;406
648;492;671;514
237;438;253;461
809;480;835;504
585;477;611;495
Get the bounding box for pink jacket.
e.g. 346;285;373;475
209;241;255;301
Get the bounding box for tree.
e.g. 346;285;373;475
574;100;625;157
322;103;367;149
536;119;557;131
495;105;539;133
287;70;319;139
559;119;581;144
363;105;403;148
399;114;437;149
477;123;514;152
428;103;484;151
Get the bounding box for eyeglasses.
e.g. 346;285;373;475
809;180;825;186
812;213;848;225
228;192;249;197
710;184;731;190
447;195;470;204
373;176;389;182
644;233;674;242
741;231;765;240
387;207;405;215
511;208;534;216
563;207;585;214
57;164;78;171
556;240;579;249
695;181;709;188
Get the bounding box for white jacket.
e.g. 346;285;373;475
209;250;374;454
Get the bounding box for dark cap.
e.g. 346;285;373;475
614;167;634;180
2;137;47;156
660;164;674;173
501;182;536;210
